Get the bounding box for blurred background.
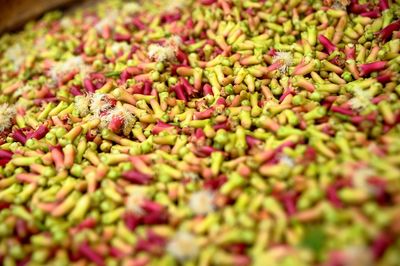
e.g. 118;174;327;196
0;0;83;33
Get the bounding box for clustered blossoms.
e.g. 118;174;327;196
0;0;400;265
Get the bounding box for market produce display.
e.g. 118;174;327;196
0;0;400;265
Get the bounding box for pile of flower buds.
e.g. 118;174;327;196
0;0;400;265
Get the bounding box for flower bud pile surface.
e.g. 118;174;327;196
0;0;400;265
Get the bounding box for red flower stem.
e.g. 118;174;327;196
143;80;152;95
200;0;217;5
122;170;152;184
173;84;187;102
84;78;96;93
379;0;389;11
0;149;13;159
359;61;387;76
27;125;49;140
12;129;27;145
331;106;354;116
180;77;195;96
361;11;380;18
109;116;124;132
378;20;400;42
318;34;336;54
79;242;105;266
194;107;214;119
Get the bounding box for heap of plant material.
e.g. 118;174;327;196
0;0;400;265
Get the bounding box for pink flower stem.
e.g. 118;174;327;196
79;242;105;266
84;78;96;93
173;84;187;102
152;121;174;134
359;61;387;76
331;106;354;116
114;33;131;42
203;84;214;95
194;107;214;119
12;129;27;145
267;60;283;72
246;135;261;148
371;94;388;104
379;0;389;11
180;77;195;96
200;0;217;5
70;85;83;96
132;17;146;30
195;128;205;139
344;45;356;60
372;233;394;259
143;80;152;95
27;125;49;140
108;116;124;132
350;0;370;14
0;149;13;159
377;71;392;84
279;88;293;102
378;20;400;42
176;49;189;65
361;10;380;18
318;34;336;54
122;170;152;184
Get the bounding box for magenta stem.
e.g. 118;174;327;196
350;0;370;14
246;135;261;148
372;233;393;259
331;106;354;116
216;97;226;106
180;77;195;95
379;0;389;11
361;10;380;18
359;61;387;76
123;212;140;230
200;0;217;5
282;193;297;216
161;12;181;24
326;185;342;208
143;80;152;95
197;146;217;156
176;49;189;65
76;218;97;231
70;85;83;96
378;20;400;42
318;34;336;54
0;158;11;166
84;78;96;93
108;116;124;132
114;33;131;42
173;84;187;102
12;129;27;145
371;95;388;104
377;72;392;84
152;121;174;134
27;125;49;140
0;149;13;159
279;88;293;102
344;45;356;60
267;60;283;72
195;128;205;139
141;200;164;213
122;170;152;184
194;107;214;119
213;121;230;130
79;242;105;266
132;18;146;30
